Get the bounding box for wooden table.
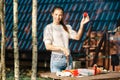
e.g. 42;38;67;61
40;72;120;80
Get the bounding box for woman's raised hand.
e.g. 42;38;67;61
81;13;90;25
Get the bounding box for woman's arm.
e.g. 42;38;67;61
74;15;90;40
45;43;69;56
45;43;62;51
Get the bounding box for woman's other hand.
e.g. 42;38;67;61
60;47;70;57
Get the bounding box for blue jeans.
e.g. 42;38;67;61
50;53;73;72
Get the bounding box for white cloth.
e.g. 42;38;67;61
114;26;120;32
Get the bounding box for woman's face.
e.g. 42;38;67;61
52;9;63;24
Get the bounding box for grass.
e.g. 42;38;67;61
7;77;53;80
6;68;54;80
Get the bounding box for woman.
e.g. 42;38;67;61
43;6;90;72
